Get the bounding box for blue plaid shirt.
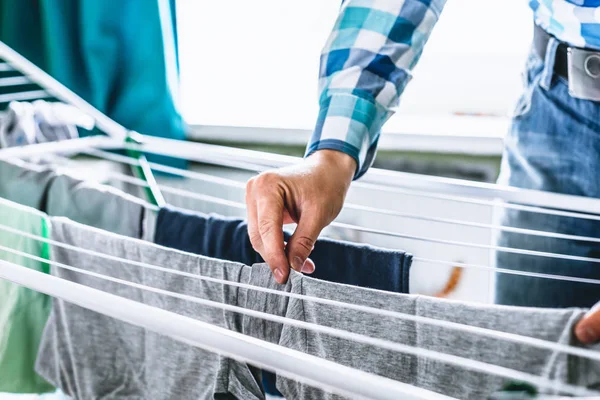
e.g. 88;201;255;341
307;0;600;179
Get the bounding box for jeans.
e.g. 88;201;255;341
495;38;600;308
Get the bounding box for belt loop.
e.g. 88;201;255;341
540;37;559;90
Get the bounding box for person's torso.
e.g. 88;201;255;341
530;0;600;49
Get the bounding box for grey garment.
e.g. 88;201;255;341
142;206;157;242
140;209;265;398
0;158;57;209
0;158;144;240
33;217;600;399
142;239;263;400
242;264;600;400
46;172;145;238
36;218;263;400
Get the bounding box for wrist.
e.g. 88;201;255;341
308;149;357;184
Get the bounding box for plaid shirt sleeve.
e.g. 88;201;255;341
305;0;447;179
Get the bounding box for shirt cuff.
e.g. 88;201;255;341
305;92;389;179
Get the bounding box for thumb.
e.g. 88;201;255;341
287;214;322;274
576;302;600;344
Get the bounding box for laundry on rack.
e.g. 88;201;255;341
34;216;600;400
0;158;147;238
47;172;146;238
0;199;54;393
151;206;412;293
0;158;57;209
0;157;148;393
242;264;600;399
35;218;263;399
0;100;93;148
151;205;412;397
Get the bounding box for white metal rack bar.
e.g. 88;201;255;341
0;62;13;72
63;167;600;263
74;149;600;243
0;76;31;87
0;136;120;159
0;90;51;103
122;137;600;215
1;227;598;365
0;259;455;400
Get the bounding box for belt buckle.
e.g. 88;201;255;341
567;47;600;102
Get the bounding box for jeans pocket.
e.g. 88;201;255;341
512;50;545;118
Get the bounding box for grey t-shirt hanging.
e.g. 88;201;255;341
36;218;263;400
0;158;57;209
36;218;600;399
0;159;145;238
242;264;600;400
46;171;145;238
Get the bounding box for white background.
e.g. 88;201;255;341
177;0;533;132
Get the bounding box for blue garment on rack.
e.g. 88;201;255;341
0;0;186;168
153;206;413;398
153;206;412;293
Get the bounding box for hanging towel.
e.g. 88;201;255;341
0;199;54;393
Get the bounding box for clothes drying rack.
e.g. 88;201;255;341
0;40;599;399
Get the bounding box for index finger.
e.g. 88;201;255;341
256;194;289;284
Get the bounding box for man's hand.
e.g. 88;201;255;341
245;150;356;284
576;302;600;344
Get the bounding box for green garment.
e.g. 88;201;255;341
0;199;54;393
0;0;186;168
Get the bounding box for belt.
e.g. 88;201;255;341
533;24;600;101
533;24;570;80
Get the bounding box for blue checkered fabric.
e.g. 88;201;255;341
306;0;446;178
531;0;600;50
309;0;600;179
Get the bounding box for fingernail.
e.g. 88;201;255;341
291;256;304;271
301;259;315;274
300;263;313;273
274;268;284;282
576;324;598;344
